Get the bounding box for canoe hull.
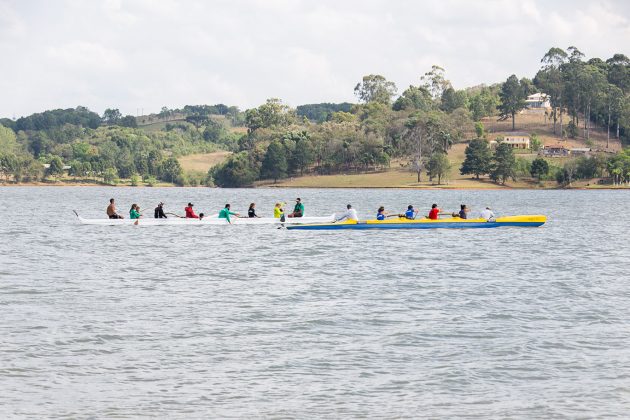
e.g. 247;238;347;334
75;213;336;226
286;215;546;230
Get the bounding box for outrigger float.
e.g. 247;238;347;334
285;215;546;230
73;211;335;226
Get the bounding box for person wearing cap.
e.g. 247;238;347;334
288;198;304;218
218;203;239;224
185;203;199;219
334;204;358;222
428;203;440;220
404;205;418;219
154;202;167;218
480;207;495;221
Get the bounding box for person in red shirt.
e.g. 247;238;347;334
428;203;440;220
184;202;199;218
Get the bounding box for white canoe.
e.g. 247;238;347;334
73;211;336;226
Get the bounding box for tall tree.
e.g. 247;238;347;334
605;84;624;146
354;75;398;105
606;54;630;94
426;152;451;184
440;87;467;113
535;47;568;136
460;139;491;179
421;65;450;100
490;143;516;184
284;131;314;175
160;157;183;185
393;85;432;111
119;115;137;128
0;124;19;154
468;86;501;121
46;156;64;179
211;152;258;187
498;75;528;131
158;106;172;120
102;108;122;125
260;141;288;182
530;158;549;181
578;64;607;140
245;99;296;132
401;111;455;182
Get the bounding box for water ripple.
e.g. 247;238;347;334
1;187;630;418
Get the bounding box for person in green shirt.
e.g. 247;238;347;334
218;204;240;224
288;197;304;218
129;204;141;219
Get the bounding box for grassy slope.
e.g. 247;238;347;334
134;119;237;174
179;151;231;173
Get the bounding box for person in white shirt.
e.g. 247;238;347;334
335;204;358;222
480;207;495;221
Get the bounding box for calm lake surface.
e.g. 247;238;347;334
1;186;629;418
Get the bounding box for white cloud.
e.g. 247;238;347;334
46;41;126;71
1;0;629;118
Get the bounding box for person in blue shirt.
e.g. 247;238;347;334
404;205;418;219
458;204;469;219
376;206;387;220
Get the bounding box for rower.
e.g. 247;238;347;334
376;206;387;220
273;202;285;219
480;207;495;221
218;204;239;224
288;198;304;218
248;203;260;218
129;204;141;219
428;203;440;220
458;204;469;219
335;204;358;222
404;205;418;220
154;202;167;219
185;203;199;219
106;198;123;219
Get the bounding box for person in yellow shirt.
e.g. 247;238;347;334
273;202;286;220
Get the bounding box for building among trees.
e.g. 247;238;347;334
490;133;530;149
541;145;570;157
525;93;550;109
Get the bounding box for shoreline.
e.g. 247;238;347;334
1;182;626;190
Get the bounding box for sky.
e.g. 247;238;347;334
1;0;629;118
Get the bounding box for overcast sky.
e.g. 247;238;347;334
1;0;629;118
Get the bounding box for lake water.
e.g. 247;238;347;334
1;186;629;418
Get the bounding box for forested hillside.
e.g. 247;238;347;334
1;46;629;187
0;104;241;185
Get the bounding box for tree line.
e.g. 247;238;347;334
0;106;240;185
211;47;630;187
1;46;629;187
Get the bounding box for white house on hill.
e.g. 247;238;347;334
490;133;531;149
526;93;550;109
